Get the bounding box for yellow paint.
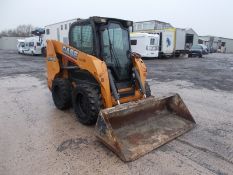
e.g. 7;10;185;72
46;40;147;109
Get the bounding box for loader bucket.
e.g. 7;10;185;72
95;93;196;162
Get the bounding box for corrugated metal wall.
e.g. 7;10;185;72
221;38;233;53
0;37;24;50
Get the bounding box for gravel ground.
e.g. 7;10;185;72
0;50;233;175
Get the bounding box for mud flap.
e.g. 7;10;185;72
95;93;196;162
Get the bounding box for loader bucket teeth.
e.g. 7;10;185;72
95;93;196;162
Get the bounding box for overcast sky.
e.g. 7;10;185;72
1;0;232;38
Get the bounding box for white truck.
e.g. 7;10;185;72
148;28;198;57
22;36;42;55
130;33;160;58
17;39;25;54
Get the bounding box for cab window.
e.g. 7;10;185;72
150;38;155;45
70;24;94;55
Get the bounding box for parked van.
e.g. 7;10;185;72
17;39;25;54
130;33;160;58
22;36;42;55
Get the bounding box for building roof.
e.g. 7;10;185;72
130;32;159;37
134;19;172;25
45;18;80;27
199;35;233;41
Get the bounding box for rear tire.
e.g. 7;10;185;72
188;54;192;58
52;78;72;110
199;53;202;58
42;47;47;57
72;84;102;125
145;81;151;97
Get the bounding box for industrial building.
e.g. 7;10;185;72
0;36;24;50
199;36;233;53
133;20;199;56
133;20;173;31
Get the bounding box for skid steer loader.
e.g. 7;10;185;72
46;16;196;161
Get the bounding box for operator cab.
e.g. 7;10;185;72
69;17;133;86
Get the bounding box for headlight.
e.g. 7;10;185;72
146;46;158;51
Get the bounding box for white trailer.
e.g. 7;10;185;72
41;18;79;56
159;29;175;57
144;28;198;57
130;33;160;58
44;18;78;44
175;28;186;51
22;36;42;55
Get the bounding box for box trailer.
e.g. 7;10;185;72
159;29;175;57
41;18;80;56
144;28;175;57
175;28;186;54
143;28;198;57
156;28;187;57
130;32;160;58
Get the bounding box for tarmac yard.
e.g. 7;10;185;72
0;50;233;175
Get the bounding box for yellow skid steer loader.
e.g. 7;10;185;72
46;16;196;161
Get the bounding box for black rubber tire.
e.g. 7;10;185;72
42;47;47;57
72;84;102;125
188;54;192;58
145;81;151;97
52;78;72;110
199;53;202;58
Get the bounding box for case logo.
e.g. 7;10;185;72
62;46;78;59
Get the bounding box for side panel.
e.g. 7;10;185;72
131;36;147;57
162;30;175;54
46;40;60;89
131;36;159;58
175;28;186;50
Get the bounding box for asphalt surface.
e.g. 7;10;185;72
0;50;233;175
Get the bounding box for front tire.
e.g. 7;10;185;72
72;84;102;125
52;78;72;110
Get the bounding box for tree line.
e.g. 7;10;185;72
0;25;34;37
